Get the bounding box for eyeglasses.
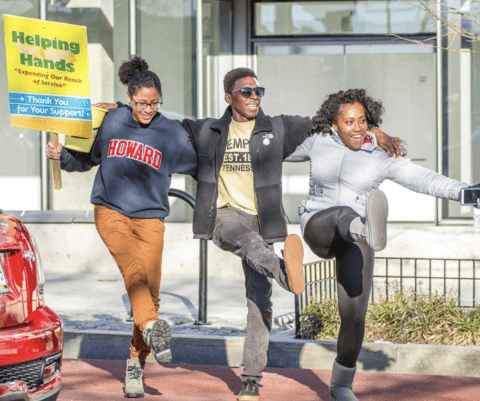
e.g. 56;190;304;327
231;87;265;98
131;98;163;110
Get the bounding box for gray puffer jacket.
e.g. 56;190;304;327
287;129;469;231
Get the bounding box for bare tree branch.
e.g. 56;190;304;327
391;0;480;53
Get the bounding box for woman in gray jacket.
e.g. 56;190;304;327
288;88;473;401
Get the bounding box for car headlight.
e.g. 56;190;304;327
0;218;8;234
25;235;45;295
0;216;15;236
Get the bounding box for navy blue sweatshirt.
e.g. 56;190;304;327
60;107;197;220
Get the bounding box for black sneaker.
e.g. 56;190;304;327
142;319;172;364
237;379;260;401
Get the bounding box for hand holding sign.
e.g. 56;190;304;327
48;132;62;189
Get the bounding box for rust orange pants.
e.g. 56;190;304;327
94;204;165;361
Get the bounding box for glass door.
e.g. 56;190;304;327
255;43;436;222
0;1;42;210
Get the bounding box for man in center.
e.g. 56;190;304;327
182;69;308;400
181;67;400;401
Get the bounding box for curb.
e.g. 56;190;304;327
63;330;480;377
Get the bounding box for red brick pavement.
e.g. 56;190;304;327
57;359;480;401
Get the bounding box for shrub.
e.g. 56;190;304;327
300;291;480;346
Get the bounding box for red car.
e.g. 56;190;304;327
0;211;63;401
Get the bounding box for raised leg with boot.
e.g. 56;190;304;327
349;189;388;252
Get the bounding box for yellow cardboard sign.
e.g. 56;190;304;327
3;15;92;138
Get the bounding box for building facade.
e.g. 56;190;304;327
1;0;479;225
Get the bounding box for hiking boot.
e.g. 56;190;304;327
142;319;172;364
124;358;145;398
282;234;305;295
349;189;388;252
238;379;260;401
329;360;358;401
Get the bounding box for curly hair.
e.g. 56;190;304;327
223;67;257;94
311;89;384;134
118;56;162;98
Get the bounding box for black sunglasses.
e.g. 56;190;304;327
231;86;265;98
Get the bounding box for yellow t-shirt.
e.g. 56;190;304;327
217;119;257;215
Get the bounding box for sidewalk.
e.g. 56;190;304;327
44;272;295;335
45;272;480;383
58;360;480;401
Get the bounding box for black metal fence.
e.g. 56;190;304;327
295;257;480;336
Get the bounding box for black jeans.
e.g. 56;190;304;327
212;207;289;382
303;206;375;368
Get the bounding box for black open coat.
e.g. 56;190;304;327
182;106;311;243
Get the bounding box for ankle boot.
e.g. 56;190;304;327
349;189;388;252
125;358;146;398
329;361;358;401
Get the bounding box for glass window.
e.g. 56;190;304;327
0;1;41;210
443;41;480;220
136;0;196;222
462;1;480;34
201;0;229;118
472;46;480;187
137;0;194;121
45;0;129;211
257;43;437;222
254;1;436;36
41;0;196;221
433;3;480;221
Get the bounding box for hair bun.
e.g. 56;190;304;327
118;56;149;85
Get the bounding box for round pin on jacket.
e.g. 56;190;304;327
263;138;270;145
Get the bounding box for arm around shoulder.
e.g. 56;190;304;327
371;126;404;157
173;135;198;179
286;133;317;162
181;118;207;153
281;115;313;158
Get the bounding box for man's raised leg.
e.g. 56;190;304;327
212;208;304;294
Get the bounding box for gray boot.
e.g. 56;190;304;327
329;361;358;401
349;189;388;252
125;358;145;398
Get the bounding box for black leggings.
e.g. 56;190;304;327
303;206;375;368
